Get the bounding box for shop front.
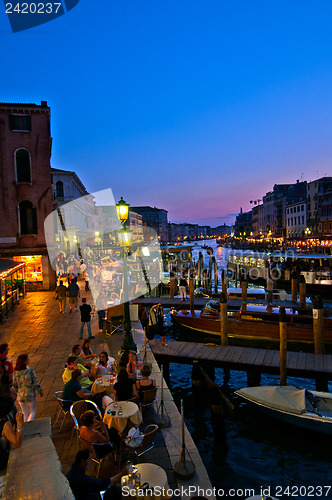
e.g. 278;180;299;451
13;255;43;291
0;259;26;320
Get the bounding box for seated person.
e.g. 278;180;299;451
70;345;91;369
79;410;115;455
62;356;92;389
66;449;127;500
135;364;156;402
113;368;138;402
62;369;93;410
95;352;116;377
80;339;96;361
126;351;143;381
0;395;24;470
117;350;129;370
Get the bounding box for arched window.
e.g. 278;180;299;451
56;181;64;198
19;200;37;235
15;149;31;182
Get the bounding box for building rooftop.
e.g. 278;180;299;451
0;101;49;108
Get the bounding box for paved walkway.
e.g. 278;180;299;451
1;286;215;497
0;286;166;475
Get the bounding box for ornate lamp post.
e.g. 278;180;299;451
116;197;137;352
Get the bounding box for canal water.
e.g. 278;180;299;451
161;241;332;499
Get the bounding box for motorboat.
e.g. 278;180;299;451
171;301;332;343
235;385;332;435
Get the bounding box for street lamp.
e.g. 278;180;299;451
116;197;137;352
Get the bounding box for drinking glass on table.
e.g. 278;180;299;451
135;472;141;492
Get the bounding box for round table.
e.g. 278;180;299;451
91;375;115;396
122;463;170;499
103;401;142;434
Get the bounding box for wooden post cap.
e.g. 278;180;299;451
299;275;306;283
279;306;287;323
313;296;323;309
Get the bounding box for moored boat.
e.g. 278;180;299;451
171;303;332;342
235;385;332;435
227;251;332;296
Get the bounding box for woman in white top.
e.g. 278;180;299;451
95;351;116;377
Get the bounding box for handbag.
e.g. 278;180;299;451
125;427;144;448
54;293;58;301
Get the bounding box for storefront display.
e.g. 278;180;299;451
0;259;26;320
13;255;43;290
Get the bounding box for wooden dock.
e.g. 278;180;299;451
149;339;332;381
132;297;300;309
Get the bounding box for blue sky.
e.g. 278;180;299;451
1;0;332;226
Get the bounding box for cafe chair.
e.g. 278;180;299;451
54;391;74;432
79;437;118;478
139;386;158;411
125;424;158;459
70;400;102;447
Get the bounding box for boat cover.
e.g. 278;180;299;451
236;386;306;414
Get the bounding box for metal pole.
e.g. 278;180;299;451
121;249;137;352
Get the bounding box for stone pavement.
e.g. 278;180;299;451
0;286;171;475
0;285;214;497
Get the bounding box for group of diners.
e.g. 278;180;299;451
62;345;157;412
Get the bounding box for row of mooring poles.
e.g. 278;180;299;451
219;284;327;390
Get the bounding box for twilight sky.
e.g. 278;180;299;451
1;1;332;226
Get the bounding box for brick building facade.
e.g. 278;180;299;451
0;101;56;290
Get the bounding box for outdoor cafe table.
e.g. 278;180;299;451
103;400;142;434
121;463;170;500
91;375;115;396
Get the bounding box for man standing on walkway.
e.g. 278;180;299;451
68;277;80;313
79;298;94;339
53;280;67;313
266;276;273;305
179;274;188;300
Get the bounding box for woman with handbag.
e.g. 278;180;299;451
13;354;43;422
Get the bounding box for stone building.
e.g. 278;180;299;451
0;101;55;290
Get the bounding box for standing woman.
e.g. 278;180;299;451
13;354;43;422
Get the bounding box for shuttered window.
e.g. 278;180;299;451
16;149;31;182
9;115;31;131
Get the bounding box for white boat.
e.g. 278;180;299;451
227;287;312;304
235;386;332;435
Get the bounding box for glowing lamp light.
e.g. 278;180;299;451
116;197;130;223
117;227;132;248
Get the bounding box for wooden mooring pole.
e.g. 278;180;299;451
222;269;228;298
291;270;298;303
220;292;228;346
208;256;213;292
313;296;328;391
203;268;209;290
240;275;248;312
189;277;196;317
299;275;307;310
279;307;287;386
212;256;218;294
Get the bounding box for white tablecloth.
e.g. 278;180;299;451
103;401;142;433
91;375;115;396
121;463;170;499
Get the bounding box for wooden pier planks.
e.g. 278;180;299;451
149;339;332;380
